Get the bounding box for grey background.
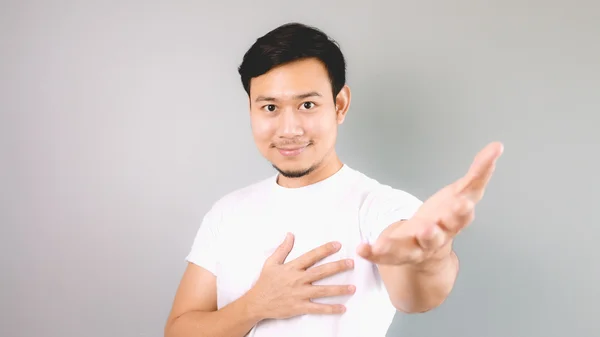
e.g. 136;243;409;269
1;1;598;336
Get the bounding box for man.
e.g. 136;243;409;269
164;22;503;337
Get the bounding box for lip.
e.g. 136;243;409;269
277;145;308;157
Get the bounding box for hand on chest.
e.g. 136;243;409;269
216;210;367;302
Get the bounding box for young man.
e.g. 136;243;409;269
164;23;503;337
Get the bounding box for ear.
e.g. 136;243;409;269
334;85;351;124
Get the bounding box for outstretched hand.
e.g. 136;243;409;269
357;142;504;266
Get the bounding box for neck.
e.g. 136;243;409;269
276;154;343;189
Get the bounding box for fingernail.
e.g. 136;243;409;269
331;242;341;250
346;259;354;267
348;285;356;292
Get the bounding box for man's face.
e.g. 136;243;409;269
248;58;348;178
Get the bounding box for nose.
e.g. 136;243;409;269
276;109;304;138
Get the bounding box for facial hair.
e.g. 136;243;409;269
272;164;317;178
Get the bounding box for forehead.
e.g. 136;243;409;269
249;58;333;101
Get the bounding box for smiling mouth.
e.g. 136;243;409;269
276;144;310;157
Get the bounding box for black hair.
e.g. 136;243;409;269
238;22;346;100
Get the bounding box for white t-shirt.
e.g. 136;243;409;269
186;164;423;337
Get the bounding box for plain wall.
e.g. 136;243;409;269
1;1;598;336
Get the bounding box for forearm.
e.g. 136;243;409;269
166;294;261;337
378;248;459;313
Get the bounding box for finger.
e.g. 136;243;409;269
357;237;423;265
415;223;446;250
306;284;356;299
304;259;354;283
303;302;347;315
417;197;475;250
287;241;341;270
438;197;475;234
265;232;295;265
356;242;374;259
456;142;504;200
356;243;385;264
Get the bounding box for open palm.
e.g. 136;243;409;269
357;142;504;265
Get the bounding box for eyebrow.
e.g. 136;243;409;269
255;91;322;103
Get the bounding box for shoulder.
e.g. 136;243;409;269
347;166;422;208
347;166;423;228
206;175;275;216
346;167;423;240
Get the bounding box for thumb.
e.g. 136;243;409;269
356;242;374;259
266;232;295;265
356;237;392;263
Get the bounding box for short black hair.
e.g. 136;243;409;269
238;22;346;99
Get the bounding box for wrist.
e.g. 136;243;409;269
240;288;268;323
413;248;457;275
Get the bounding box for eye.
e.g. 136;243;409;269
262;104;277;112
300;101;315;110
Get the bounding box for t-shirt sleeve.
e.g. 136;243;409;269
359;185;423;243
185;204;223;276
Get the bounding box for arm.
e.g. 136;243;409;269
164;263;261;337
165;235;354;337
358;189;452;313
377;237;459;313
358;142;503;314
